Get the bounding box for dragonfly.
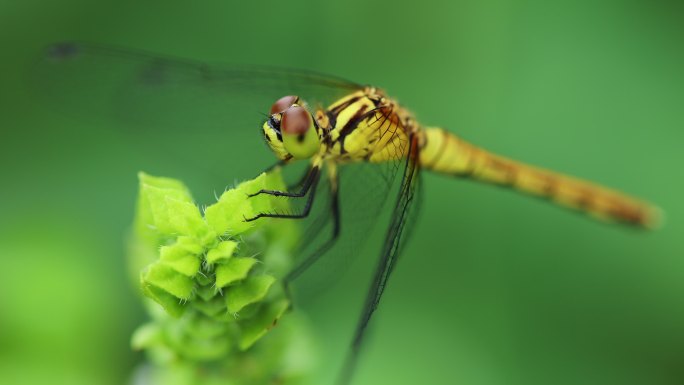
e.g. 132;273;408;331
35;42;659;384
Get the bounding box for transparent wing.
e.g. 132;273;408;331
274;111;420;385
289;161;398;298
339;134;422;385
285;109;413;300
31;42;362;182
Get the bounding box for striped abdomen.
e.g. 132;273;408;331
418;127;659;228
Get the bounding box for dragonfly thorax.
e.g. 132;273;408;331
319;88;415;164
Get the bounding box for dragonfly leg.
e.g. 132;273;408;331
243;169;321;222
282;181;341;306
249;165;319;198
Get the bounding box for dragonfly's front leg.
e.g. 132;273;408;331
286;194;339;282
243;166;321;222
282;178;340;305
249;164;320;198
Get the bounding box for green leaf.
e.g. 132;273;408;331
225;275;276;314
144;262;194;300
159;243;201;277
130;170;307;370
204;188;255;236
135;173;193;241
195;273;213;287
175;236;204;254
139;172;193;193
195;282;217;302
138;175;194;237
206;240;238;265
204;172;285;237
131;322;162;350
241;173;274;215
215;257;258;288
263;169;287;191
238;298;290;350
192;297;228;318
164;196;214;242
141;283;186;318
184;314;232;340
182;335;231;362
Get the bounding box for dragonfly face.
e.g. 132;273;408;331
262;95;321;161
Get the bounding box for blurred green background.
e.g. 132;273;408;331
1;0;683;384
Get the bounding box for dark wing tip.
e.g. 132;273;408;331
44;42;82;60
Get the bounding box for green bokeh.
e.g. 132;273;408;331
1;1;683;385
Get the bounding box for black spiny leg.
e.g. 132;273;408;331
243;168;321;222
282;179;341;304
250;165;320;198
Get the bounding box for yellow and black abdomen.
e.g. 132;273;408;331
419;127;660;228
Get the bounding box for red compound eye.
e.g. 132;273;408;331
270;95;299;115
281;106;312;135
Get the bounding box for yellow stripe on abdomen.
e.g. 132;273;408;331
419;127;660;228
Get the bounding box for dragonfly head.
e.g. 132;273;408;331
262;95;320;161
